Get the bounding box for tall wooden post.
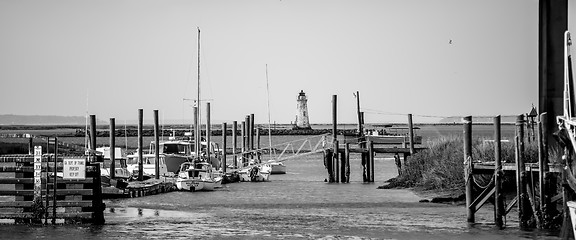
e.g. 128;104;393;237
334;140;339;183
516;114;531;229
250;114;255;154
494;116;504;229
538;0;568;146
356;91;362;136
154;110;160;179
332;95;337;141
110;118;116;179
206;102;211;160
408;114;415;155
241;120;246;166
90;115;97;154
463;116;474;223
345;142;350;183
332;95;338;183
256;128;261;162
222;122;227;172
137;109;143;181
246;115;251;160
233;121;238;168
369;140;374;182
539;112;550;226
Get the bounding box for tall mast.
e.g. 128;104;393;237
266;64;273;160
196;27;201;159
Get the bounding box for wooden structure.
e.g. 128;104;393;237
464;114;565;230
324;94;424;183
0;150;104;224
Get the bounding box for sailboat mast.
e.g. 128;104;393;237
266;64;273;160
196;27;201;159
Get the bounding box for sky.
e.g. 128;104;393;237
1;0;572;124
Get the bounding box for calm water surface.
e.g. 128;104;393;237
0;152;561;239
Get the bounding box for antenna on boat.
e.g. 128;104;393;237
266;64;273;161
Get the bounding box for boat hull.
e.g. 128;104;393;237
270;163;286;174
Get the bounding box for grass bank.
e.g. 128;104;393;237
383;135;547;198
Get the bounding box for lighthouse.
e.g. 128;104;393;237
295;90;311;130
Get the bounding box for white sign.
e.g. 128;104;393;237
63;158;86;179
33;146;42;199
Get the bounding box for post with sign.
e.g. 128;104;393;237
63;158;86;180
33;146;42;201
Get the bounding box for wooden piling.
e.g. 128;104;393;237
516;114;531;229
256;128;261;162
250;113;255;153
332;95;337;140
345;142;350;183
463;116;474;223
233;121;237;168
334;140;339;183
332;95;338;183
138;109;143;181
340;145;346;183
222;122;227;172
369;140;374;182
494;116;504;229
408;114;415;155
206;103;211;160
154;110;160;179
90;115;97;152
356;91;362;136
538;112;550;225
110;118;116;179
241;120;246;166
246;115;251;159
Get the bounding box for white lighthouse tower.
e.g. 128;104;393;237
295;90;311;129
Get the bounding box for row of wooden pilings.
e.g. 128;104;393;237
324;94;417;183
90;106;267;178
463;113;566;231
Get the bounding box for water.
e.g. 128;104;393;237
0;153;561;239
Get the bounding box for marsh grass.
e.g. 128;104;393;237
389;135;547;192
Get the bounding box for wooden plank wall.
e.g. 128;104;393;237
0;155;104;224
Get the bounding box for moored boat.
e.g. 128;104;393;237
176;162;222;191
239;163;272;182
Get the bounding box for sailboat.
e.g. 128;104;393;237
175;27;222;189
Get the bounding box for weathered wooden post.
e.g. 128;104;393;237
494;116;504;229
90;115;97;154
154;110;160;179
539;112;550;227
256;128;261;162
332;95;338;183
334;140;339;183
250;113;255;155
516;114;531;229
345;142;350;183
222;122;227;172
408;114;415;155
110;118;116;179
368;140;375;182
463;116;474;223
206;103;211;161
356;91;362;136
340;144;346;183
138;109;143;181
246;115;251;160
241;120;246;166
233;121;238;168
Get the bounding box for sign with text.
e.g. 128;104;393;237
33;146;42;199
63;158;86;179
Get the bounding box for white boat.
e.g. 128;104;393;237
268;160;286;174
176;162;222;191
239;163;272;182
126;153;169;177
96;147;132;179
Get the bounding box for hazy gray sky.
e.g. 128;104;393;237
0;0;570;124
